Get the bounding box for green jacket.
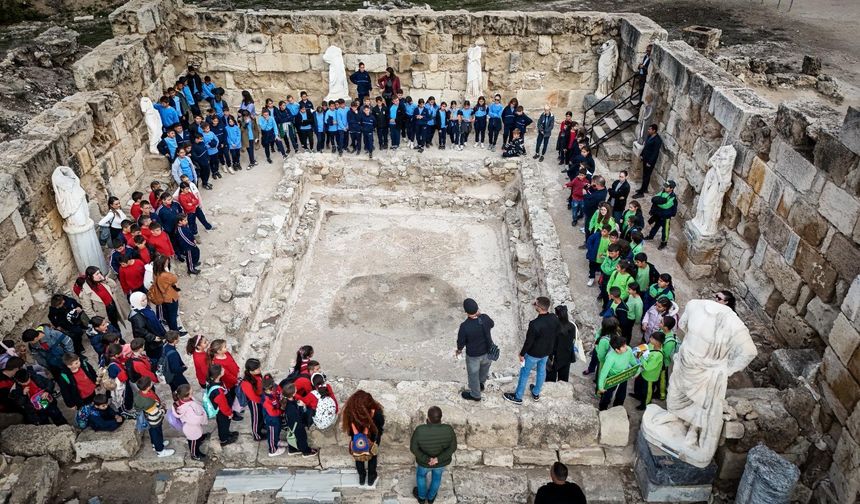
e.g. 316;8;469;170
598;348;638;391
600;255;620;276
607;271;634;302
410;423;458;468
627;295;643;323
640;345;663;382
662;333;678;366
595;237;611;264
649;283;674;302
636;265;652;292
595;332;611;364
589;212;616;234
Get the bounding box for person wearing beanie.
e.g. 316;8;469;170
455;298;495;402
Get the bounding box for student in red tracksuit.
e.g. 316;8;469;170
261;375;286;457
293;360;319;399
185;335;210;387
127;338;159;384
240;358;265;441
133;235;152;264
177;182;213;236
206;364;238;446
146;222;175;258
148;181;162;210
209;339;242;421
118;255;146;297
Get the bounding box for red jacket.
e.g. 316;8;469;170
192;351;208;387
178;192;200;214
130;355;158;383
147;232;174;257
261;386;283;418
136;245;152;264
213;353;240;389
123;231;135;247
240;374;263;404
118;260;146;295
208;384;232;417
294;374;312;398
148;191;160;209
300;384;338;412
565;176;589;202
130;202;142;220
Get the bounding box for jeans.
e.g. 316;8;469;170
535;133;550;155
571;200;584;223
465;353;492;399
514;354;548;400
416;466;445;500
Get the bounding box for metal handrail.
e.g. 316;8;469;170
581;72;640;126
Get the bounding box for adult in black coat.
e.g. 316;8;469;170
504;297;561;404
608;171;631;223
547;305;576;382
580;175;608;247
634;124;663;197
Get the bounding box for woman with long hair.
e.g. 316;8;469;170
77;266;125;328
589;202;616;237
147;255;184;334
208;339;242;421
240;358;264;441
97;196;127;242
292;345;314;377
548;305;576;382
473;95;488;148
501;97;519;145
377;67;401;106
342;390;385;488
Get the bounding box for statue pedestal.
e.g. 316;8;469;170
64;219;108;273
634;431;716;503
676;221;725;280
583;93;617;115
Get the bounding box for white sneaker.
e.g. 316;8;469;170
474;142;479;148
579;227;586;233
156;449;175;458
163;440;170;447
587;278;595;286
268;447;286;457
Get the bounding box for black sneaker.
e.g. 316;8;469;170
367;473;378;488
288;447;302;456
658;242;667;250
539;156;544;162
480;383;485;391
532;154;540;159
220;438;236;447
359;473;366;486
529;384;540;402
632;192;645;199
503;392;523;405
232;413;243;421
461;390;480;402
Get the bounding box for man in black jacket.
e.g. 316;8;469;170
579;175;608;248
608;170;630;224
633;124;663;198
504;297;561;405
456;299;494;402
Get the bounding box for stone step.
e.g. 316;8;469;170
604;117;619;131
615;108;635;123
592;125;606;140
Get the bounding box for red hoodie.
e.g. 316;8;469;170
178;192;200;214
565;176;590;202
213;353;240;389
147;231;174;257
192;351;208;387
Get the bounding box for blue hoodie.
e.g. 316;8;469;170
226;124;241;149
154;104;180;128
325;109;338;132
202;130;219;155
336;107;349;131
315;111;326;132
347;108;361;130
488;102;503;119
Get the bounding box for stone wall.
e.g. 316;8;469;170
640;39;860;503
171;6;665;116
0;0;181;337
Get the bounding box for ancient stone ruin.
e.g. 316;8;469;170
0;0;858;502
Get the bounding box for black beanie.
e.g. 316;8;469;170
463;298;479;315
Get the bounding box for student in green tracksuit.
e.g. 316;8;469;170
634;253;660;294
598;244;622;306
584;317;620;376
659;318;678;400
606;260;636;303
645;180;678;250
597;334;637;411
626;283;644;343
633;332;664;410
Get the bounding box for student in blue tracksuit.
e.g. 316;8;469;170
360;106;377;159
488;94;504;151
201;123;222;179
458;101;473;149
473;96;488;148
403;97;417;147
257;109;286;163
173;124;190;148
349;62;373;104
225;116;242;171
501;98;519;146
314;106;327;153
201;76;216;107
347;101;362;154
158;130;179;163
436;102;449;149
389;97;401;149
210;116;229;169
241;111;258;169
336;99;349;157
284;96;301;153
298;92;314;115
296;105;314;151
413;99;429;151
190;135;212;189
154;97;180;132
372;97;389;150
175;214;201;275
447;100;459;145
180;79;200;117
324;101;339;153
211;94;227;120
424;97;437;147
514;106;534;147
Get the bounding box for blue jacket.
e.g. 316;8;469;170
212;98;226;118
257;115;277;132
315;112;326;132
460;107;473;121
414;106;429;126
157;202;183;234
297;111;313;130
347;109;361;130
585;231;603;262
226;124;241;149
274;107;290;126
175;224;197;253
154;104;180;128
299;99;314;112
286;102;299;117
349;70;372;95
502;106;517;127
436;109;449;130
359;113;376;133
325;110;338;131
474;105;488;119
29;326;74;369
191;141;210;167
202;131;219;155
88;406;122;432
110;245;136;274
212;122;227;145
389;104;399;125
425;104;437;126
163;344;188;383
182;86;196;106
336;108;349;130
201;82;216;100
488;103;503;119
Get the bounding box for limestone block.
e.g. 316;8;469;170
318;449;356;469
74;421;142;460
2;456;58;504
423;72;448;90
819;181;860;235
821;347;860;423
513;448;557;466
717;447;748;480
519;402;599;449
452;469;528;503
842;276;860;322
599;406;630;447
768;348;821;387
0;278;33;335
0;424;76;463
419;34;453;54
205;53;254;72
841;106;860;156
743;267;775;309
343;53;387;73
787;201;828;247
762;245;802;304
108;0;162;35
235;33;270;53
604;445;635;465
465;408;518;449
830;430;860;503
559;447;606;465
482;448;514;467
830;313;860;367
212;435;260;468
827;233;860;283
452;449;483;467
804;296;839;336
308;425;340;447
254;54;310;73
537;35;552;56
436;53;466;72
277;34;320;54
129;440;187;471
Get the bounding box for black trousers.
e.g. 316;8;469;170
546;363;570;382
639;162;655;193
216;412;232;442
599;381;628;410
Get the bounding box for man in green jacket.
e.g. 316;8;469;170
411;406;458;504
645;180;678;250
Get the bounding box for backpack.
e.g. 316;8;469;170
282;421;298;450
202;385;224;419
75;404;94;429
311;390;337;430
125;357;142;384
349;425;378;462
234;379;249;408
157;348;175;384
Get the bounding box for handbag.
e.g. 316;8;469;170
479;315;500;362
97;225;112;246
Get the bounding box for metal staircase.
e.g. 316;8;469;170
582;74;642;154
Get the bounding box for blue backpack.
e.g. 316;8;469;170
75;405;94;429
234;379;249;408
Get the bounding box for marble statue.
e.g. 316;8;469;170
323;45;350;102
596;39;618;99
51;166;108;273
140;97;162;155
466;43;483;101
692;145;736;236
642;299;757;468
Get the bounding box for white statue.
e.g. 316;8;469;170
692;145;736;236
51;166;108;272
596;40;619;99
466;43;483;101
642;299;757;468
323;46;350;102
140;97;162;155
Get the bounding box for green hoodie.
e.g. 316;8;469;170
598;348;637;391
